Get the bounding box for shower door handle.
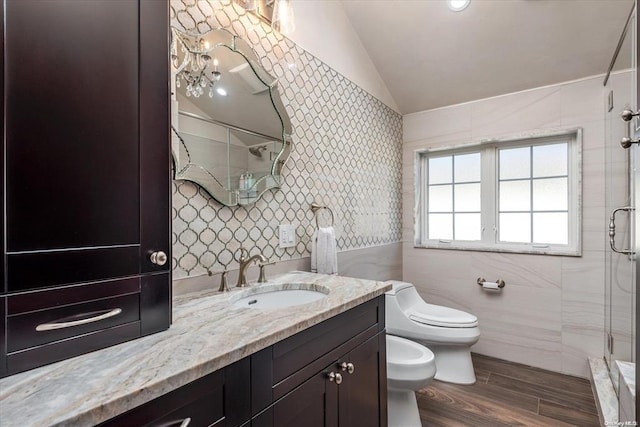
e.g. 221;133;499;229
621;109;640;121
620;110;640;148
609;206;635;255
620;137;640;149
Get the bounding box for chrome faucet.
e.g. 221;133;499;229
237;248;267;287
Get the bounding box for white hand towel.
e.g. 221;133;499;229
310;230;318;273
315;226;338;275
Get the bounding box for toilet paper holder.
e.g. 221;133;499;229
477;277;506;289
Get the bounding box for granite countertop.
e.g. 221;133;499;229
0;271;391;427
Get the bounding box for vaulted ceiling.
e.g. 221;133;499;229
341;0;634;114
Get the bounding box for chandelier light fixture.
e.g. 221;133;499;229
171;30;222;98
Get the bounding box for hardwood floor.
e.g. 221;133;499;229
417;354;600;426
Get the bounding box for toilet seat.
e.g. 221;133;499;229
408;303;478;328
386;280;478;328
386;334;436;389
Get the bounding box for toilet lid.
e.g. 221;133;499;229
408;303;478;328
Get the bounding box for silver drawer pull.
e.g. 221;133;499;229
35;308;123;332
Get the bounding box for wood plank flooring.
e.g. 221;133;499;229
417;353;600;426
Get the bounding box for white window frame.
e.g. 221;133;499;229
414;128;582;256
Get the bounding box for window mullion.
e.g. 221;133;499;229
421;154;428;244
481;145;496;245
451;156;456;240
529;145;534;245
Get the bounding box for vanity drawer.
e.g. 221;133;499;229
100;358;251;427
7;278;141;352
101;369;224;427
272;297;383;383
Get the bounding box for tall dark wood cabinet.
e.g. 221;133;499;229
1;0;171;377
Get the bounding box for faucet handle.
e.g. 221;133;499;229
257;261;274;283
237;247;249;263
218;270;230;292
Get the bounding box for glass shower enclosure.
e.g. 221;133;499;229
603;5;637;393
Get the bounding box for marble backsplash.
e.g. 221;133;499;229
170;0;403;280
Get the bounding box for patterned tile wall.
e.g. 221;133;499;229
171;0;403;279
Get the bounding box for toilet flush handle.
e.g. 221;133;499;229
339;361;355;374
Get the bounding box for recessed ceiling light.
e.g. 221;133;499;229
448;0;470;12
216;87;227;96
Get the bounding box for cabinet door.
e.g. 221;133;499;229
339;333;387;427
257;368;338;427
3;0;170;293
0;296;5;378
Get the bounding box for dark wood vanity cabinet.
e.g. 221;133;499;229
102;297;387;427
0;0;171;377
251;296;388;427
254;333;387;427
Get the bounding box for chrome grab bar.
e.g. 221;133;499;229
608;206;635;255
36;308;123;332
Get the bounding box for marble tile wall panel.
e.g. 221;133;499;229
404;104;472;143
470;86;563;141
169;0;403;281
403;75;612;378
616;360;635;423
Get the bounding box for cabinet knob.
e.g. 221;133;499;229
150;251;168;266
339;362;355;374
327;371;342;384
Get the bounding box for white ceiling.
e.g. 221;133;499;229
341;0;634;114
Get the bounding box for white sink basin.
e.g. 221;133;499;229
232;283;329;309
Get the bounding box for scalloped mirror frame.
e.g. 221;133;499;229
170;27;293;206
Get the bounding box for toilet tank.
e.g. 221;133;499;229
386;281;421;312
385;281;421;336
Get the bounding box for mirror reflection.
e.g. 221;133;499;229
170;28;292;206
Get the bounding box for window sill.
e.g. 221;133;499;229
413;243;581;257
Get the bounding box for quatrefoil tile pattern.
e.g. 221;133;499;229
171;0;403;279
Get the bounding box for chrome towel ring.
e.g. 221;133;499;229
310;202;335;227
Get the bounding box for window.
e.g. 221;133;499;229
427;152;482;241
416;130;581;255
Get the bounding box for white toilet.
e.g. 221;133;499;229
385;280;480;385
386;334;436;427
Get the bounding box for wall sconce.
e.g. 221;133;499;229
235;0;295;35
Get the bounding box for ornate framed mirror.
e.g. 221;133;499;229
170;27;292;206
